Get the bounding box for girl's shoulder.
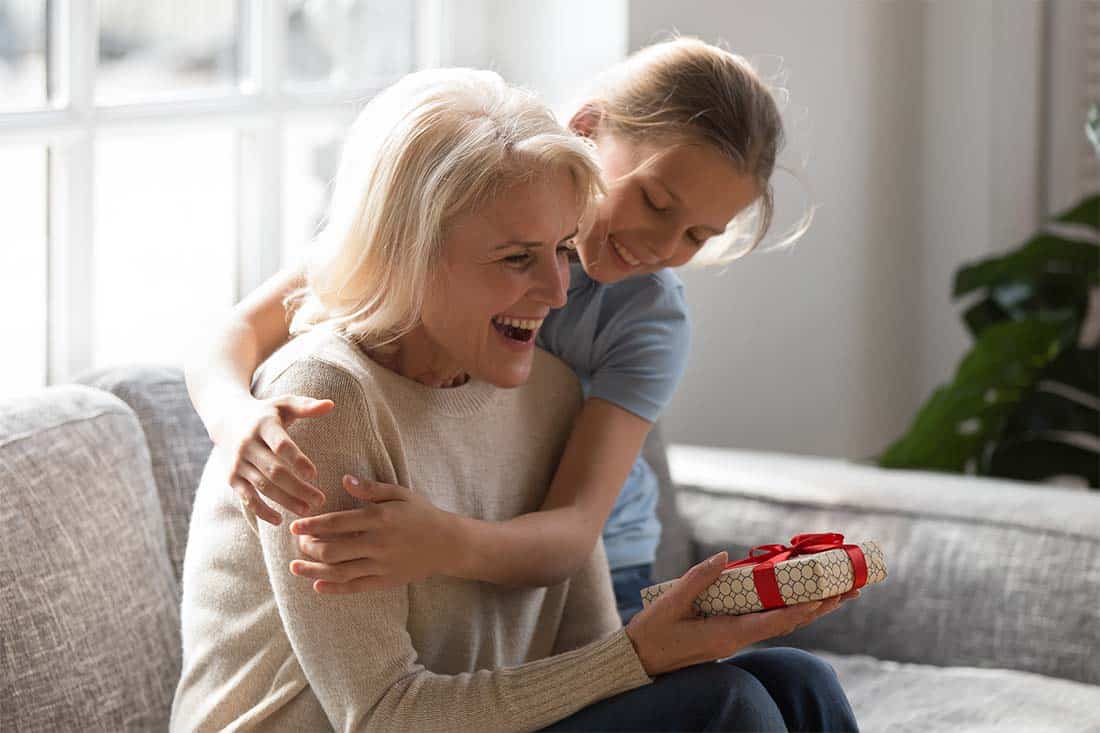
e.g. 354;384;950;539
566;263;686;315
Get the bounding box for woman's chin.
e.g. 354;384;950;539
475;351;535;389
480;359;533;389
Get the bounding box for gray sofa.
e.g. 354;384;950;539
2;367;1098;732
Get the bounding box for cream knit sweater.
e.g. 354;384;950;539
170;327;652;732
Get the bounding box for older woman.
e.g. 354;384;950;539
170;68;855;732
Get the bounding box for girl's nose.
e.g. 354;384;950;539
640;218;683;264
640;235;679;264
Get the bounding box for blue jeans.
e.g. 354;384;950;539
611;563;653;626
541;647;859;732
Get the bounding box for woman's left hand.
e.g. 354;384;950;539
287;475;456;593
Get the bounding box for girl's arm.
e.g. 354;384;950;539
184;263;330;524
450;397;651;586
291;397;652;589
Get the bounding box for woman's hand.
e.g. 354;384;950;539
287;475;458;593
624;551;860;677
213;394;334;525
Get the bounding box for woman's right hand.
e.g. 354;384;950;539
624;551;860;677
212;395;334;525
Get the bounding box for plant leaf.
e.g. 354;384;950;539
1039;347;1099;397
985;435;1099;488
953;233;1099;298
998;388;1099;438
1055;194;1098;232
962;297;1010;339
877;320;1068;471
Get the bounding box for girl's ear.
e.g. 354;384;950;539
568;102;603;139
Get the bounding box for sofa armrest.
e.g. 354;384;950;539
667;444;1100;686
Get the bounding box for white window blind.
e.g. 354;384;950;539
1046;0;1100;215
1083;0;1100;193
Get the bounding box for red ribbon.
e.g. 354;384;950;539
722;532;868;610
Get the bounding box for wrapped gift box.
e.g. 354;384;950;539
641;533;888;617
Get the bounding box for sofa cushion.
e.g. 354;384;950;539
644;422;692;582
0;386;180;732
77;366;213;585
814;650;1100;732
670;445;1100;686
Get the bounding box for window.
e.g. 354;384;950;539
0;143;48;399
0;0;430;388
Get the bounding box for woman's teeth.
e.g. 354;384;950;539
491;316;542;342
611;237;641;267
493;316;543;330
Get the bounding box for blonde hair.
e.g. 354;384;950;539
579;37;812;266
287;68;603;346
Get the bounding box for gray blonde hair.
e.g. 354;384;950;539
580;37;812;266
287;68;603;346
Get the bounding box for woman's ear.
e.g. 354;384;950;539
568;103;603;139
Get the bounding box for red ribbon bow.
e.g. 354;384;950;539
722;532;868;610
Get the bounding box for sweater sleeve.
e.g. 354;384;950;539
551;539;635;655
255;359;651;733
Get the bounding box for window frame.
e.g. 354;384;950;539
0;0;440;385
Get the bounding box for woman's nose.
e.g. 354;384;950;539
531;254;568;308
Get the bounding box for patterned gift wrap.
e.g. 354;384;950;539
640;537;888;617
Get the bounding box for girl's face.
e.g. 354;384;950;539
576;131;761;284
410;167;581;389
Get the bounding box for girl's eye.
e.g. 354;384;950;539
503;253;531;265
642;190;666;212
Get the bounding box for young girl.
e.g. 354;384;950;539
185;38;811;624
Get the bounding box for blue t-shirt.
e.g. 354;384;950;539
536;262;691;570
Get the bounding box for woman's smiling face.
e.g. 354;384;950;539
576;134;761;284
411;167;583;389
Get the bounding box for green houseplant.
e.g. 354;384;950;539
876;105;1100;487
875;192;1099;488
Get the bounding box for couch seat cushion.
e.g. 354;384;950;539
814;650;1100;732
669;445;1100;686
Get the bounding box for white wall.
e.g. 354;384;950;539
483;0;628;110
436;0;628;110
628;0;1045;459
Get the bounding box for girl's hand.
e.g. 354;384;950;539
213;395;333;525
287;476;456;593
624;551;860;677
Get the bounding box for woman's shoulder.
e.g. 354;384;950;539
252;326;377;404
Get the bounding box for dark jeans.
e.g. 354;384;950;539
611;563;653;626
542;647;860;732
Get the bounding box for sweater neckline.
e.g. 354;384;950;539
337;334;499;417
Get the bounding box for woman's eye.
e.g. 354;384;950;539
503;253;531;265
